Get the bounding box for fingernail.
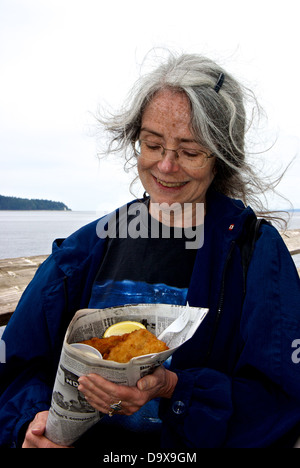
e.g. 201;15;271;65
138;380;147;391
31;426;43;434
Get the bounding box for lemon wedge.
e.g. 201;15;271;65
103;321;146;337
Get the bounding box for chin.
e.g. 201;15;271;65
148;191;184;206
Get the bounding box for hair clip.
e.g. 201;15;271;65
214;73;225;93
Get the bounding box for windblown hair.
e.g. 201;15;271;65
96;52;289;225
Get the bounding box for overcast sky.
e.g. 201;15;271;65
0;0;299;212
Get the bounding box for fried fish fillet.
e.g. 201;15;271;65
81;329;168;363
106;329;169;363
81;334;129;357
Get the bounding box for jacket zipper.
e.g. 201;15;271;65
204;240;236;363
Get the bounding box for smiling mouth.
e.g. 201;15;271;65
155;177;188;188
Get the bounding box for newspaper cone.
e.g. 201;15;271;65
45;303;208;446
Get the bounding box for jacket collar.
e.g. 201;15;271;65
51;218;107;277
205;188;254;236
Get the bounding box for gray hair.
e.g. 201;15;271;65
97;52;288;223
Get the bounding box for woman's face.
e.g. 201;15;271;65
137;89;216;215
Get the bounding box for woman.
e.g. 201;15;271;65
0;53;299;448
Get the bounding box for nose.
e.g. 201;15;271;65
156;151;180;173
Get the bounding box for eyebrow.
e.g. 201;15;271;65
140;127;163;138
140;127;197;144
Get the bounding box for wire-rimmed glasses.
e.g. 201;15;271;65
134;139;214;169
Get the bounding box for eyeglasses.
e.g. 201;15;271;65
134;139;214;169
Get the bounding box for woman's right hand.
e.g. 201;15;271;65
22;411;71;448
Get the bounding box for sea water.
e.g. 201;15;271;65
0;211;100;259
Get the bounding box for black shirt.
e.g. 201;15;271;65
88;200;198;309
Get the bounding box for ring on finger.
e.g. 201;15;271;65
108;400;122;417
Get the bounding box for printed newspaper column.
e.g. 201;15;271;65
45;345;103;446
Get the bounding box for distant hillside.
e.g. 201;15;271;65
0;195;71;211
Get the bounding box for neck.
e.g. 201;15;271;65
149;200;205;227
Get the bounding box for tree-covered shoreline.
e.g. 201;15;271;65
0;195;71;211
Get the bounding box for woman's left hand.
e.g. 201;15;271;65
78;366;178;416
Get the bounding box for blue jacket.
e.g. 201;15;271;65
1;190;300;448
